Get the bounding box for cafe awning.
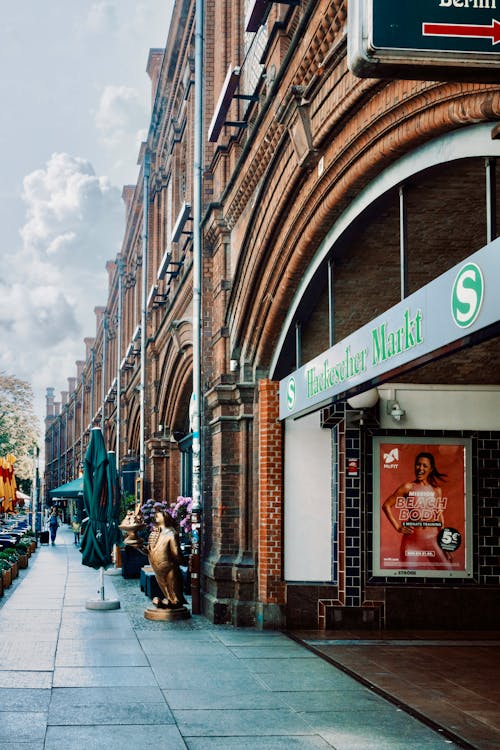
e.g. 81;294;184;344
48;477;83;498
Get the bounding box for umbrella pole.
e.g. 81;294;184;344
99;567;105;600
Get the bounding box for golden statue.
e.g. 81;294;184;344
143;508;190;620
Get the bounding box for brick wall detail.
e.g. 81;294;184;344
258;379;285;605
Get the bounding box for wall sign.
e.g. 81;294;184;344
348;0;500;81
279;237;499;420
372;436;473;578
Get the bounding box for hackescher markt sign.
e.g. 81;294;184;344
348;0;500;81
279;238;500;420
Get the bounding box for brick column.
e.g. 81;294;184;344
257;379;285;628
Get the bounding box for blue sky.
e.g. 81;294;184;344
0;1;173;430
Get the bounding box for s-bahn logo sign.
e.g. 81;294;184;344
451;263;484;328
348;0;500;82
279;238;499;420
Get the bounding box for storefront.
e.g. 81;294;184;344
274;127;500;629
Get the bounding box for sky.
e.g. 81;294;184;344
0;0;174;436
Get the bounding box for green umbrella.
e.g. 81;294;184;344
106;450;122;549
81;428;114;569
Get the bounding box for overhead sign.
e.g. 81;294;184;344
348;0;500;81
279;237;500;420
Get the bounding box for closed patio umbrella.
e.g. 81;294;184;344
80;427;120;610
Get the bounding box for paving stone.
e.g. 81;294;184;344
44;724;186;750
0;688;51;711
0;528;476;750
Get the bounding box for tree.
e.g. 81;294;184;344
0;372;40;483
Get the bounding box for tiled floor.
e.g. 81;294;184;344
290;630;500;750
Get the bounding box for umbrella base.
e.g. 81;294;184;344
85;599;121;611
144;605;190;621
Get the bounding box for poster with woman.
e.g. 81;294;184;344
372;437;472;578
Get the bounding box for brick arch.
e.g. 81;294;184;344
126;400;141;459
228;82;500;374
156;327;193;435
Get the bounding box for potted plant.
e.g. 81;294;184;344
0;556;13;587
169;496;193;546
0;558;11;588
2;548;20;579
15;542;29;569
140;498;171;531
23;530;37;552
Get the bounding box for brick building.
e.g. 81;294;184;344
45;0;500;629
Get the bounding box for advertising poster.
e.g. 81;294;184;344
372;437;472;578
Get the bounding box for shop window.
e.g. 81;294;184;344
178;433;193;497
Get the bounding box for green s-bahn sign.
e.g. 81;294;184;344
348;0;500;81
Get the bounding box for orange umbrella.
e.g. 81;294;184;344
2;454;16;513
0;458;5;511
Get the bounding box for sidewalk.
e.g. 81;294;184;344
0;525;481;750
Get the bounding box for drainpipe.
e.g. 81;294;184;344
190;0;204;616
140;151;150;488
101;313;108;435
80;372;85;466
90;348;96;425
116;257;124;470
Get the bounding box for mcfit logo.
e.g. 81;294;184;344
451;262;484;329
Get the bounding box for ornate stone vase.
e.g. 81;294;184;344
119;509;146;546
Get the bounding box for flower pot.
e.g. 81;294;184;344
18;554;28;569
10;562;18;579
2;568;11;588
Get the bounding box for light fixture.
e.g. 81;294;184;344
347;388;379;409
389;401;406;421
277;86;317;168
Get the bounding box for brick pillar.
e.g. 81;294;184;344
146;438;167;501
257;379;285;628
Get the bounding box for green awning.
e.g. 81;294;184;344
48;477;83;498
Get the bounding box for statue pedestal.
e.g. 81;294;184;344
144;606;190;621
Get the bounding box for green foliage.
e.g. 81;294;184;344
0;547;19;562
119;492;136;520
0;548;19;563
0;371;40;481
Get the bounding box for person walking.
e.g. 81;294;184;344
48;508;60;546
71;515;81;546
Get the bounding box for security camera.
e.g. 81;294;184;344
390;402;405;421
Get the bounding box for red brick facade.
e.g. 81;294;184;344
257;380;285;607
45;0;500;630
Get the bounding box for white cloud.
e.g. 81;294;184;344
0;152;124;424
95;85;148;180
85;1;118;34
95;85;145;145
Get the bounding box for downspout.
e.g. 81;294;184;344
80;372;85;466
140;151;150;487
90;348;96;425
190;0;204;616
101;312;108;435
116;257;124;470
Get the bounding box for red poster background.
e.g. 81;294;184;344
378;442;467;573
